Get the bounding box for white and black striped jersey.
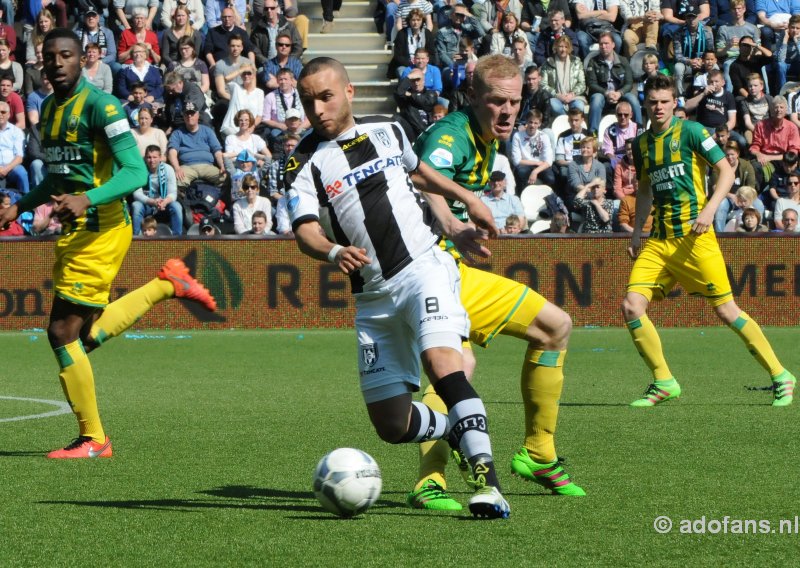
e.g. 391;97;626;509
285;117;438;293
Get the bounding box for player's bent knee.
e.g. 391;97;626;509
621;294;647;321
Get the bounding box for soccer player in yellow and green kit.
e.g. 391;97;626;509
406;54;585;511
624;74;796;408
0;29;217;458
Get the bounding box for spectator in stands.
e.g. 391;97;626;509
268;133;299;205
555;108;591;183
672;9;714;97
573;179;613;233
320;0;343;33
204;7;256;69
685;69;739;144
617;190;653;233
545;211;573;233
510;37;534;75
755;0;797;52
205;0;247;28
224;109;271;170
160;5;203;68
123;82;153;126
619;0;660;55
688;50;718;97
394;0;434;41
0;7;14;63
115;0;159;31
0;100;26;197
435;3;485;86
714;124;730;146
613;139;637;200
518;65;551;127
198;215;221;236
233;173;272;234
160;0;205;31
431;104;447;121
132;107;168;156
750;96;800;188
23;41;44;97
0;40;21;93
132;145;183;235
0;190;22;235
729;36;772;98
31;200;62;235
567;136;605;210
0;77;24;128
230;150;262;200
25;122;45;187
212;34;252;124
736;207;769;232
251;0;302;68
116;44;164;103
400;48;442;98
485;12;531;59
140;216;158;237
510;109;555;188
389;9;435;79
635;52;663;103
586;32;641;133
443;36;477;101
279;0;310;52
503;214;527;234
118;8;161;66
711;139;759;231
74;8;117;72
261;68;306;142
715;0;760;91
167;36;211;98
26;9;54;65
522;0;571;58
249;210;271;235
480;171;526;229
739;73;772;144
779;207;799;232
167;101;226;190
600;100;640;185
721;185;760;231
25;75;51;127
660;0;710;47
394;69;437;139
533;8;578;67
574;0;622;56
220;66;264;137
263;32;304;91
447;59;475;112
541;35;587;116
163;71;209;132
764;150;798;211
775;14;800;89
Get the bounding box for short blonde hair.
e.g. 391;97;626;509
580;136;599;152
736;185;758;205
473;54;521;96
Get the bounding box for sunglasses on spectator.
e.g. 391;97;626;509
789;181;800;186
277;42;291;47
244;185;258;189
616;113;630;117
265;5;278;9
242;70;253;75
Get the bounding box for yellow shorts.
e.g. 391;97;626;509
626;231;733;307
459;262;547;347
53;223;132;308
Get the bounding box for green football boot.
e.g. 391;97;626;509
510;448;586;496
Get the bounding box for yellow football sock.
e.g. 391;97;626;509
730;312;784;377
90;279;174;346
521;348;565;464
414;384;450;491
54;340;104;443
626;315;673;380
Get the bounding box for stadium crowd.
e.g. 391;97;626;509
1;0;800;237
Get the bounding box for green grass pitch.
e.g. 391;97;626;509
0;327;798;566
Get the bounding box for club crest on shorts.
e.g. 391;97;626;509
375;128;391;148
361;343;379;367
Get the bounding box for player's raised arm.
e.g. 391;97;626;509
410;161;498;237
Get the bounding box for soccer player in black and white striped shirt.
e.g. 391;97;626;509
287;57;510;519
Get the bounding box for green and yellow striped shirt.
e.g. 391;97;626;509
633;117;725;239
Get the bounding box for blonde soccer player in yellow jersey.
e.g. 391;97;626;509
624;74;796;408
0;29;217;459
406;54;586;511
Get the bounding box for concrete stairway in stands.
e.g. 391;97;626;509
298;0;395;116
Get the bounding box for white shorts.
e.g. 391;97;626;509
356;247;470;403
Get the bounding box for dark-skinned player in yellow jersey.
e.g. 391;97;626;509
0;29;217;458
624;74;795;408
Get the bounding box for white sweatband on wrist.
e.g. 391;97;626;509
327;245;344;263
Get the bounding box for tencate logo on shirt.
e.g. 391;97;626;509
325;154;405;199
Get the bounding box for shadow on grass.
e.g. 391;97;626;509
38;485;407;515
0;450;48;457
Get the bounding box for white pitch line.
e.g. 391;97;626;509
0;396;71;423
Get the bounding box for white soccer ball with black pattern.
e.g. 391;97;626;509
312;448;382;518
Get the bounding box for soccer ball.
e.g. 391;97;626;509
312;448;382;518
